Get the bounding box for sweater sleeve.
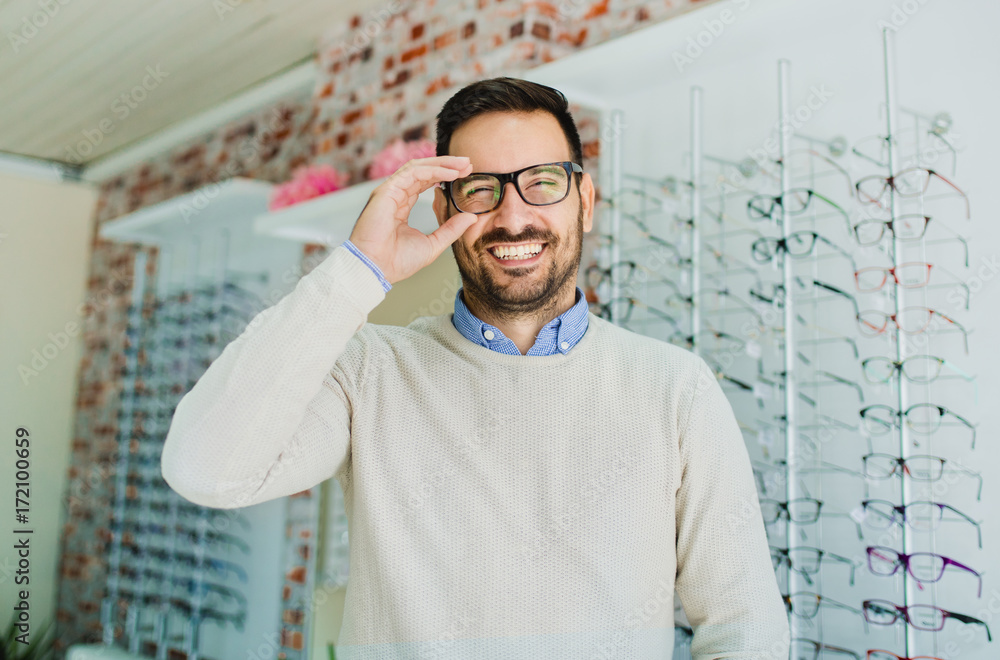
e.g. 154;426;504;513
674;359;790;660
160;245;386;509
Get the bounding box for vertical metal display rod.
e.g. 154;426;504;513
608;109;624;323
777;58;800;634
882;27;914;658
689;87;703;355
102;248;148;645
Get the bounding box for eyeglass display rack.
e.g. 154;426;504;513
89;180;308;659
587;27;983;660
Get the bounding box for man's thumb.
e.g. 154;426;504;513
428;212;479;255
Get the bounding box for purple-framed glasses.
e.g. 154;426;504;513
862;599;992;641
866;545;982;597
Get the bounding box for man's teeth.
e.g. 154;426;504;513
490;243;544;260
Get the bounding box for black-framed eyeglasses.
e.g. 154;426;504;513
862;599;991;641
853;213;931;246
792;637;861;660
750;230;857;272
859;499;982;549
859;403;976;448
770;545;859;586
747;188;851;232
784;591;861;619
440;161;583;215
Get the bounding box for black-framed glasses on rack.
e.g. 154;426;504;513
861;355;975;388
770;546;859;586
855;167;970;219
860;454;983;500
584;261;680;290
866;545;983;598
759;498;822;524
588;297;679;329
791;638;861;660
591;231;693;269
860;499;983;548
855;307;969;354
852;213;930;246
859;403;976;448
750;230;856;271
747;188;851;232
784;591;861;619
862;599;991;641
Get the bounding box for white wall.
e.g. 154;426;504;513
0;171;97;636
529;1;999;657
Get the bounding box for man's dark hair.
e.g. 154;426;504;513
435;77;584;180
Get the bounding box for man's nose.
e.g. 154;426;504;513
491;181;535;234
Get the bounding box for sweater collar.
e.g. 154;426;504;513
451;286;590;356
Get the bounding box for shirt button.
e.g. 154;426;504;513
560;341;569;350
483;330;495;341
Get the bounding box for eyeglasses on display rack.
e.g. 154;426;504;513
859;499;982;549
860;453;983;500
853;263;970;309
862;599;991;641
591;230;692;269
770;545;859;586
588;296;679;329
584;260;683;291
439;161;583;214
865;546;983;597
791;638;860;660
861;355;974;385
783;591;861;619
750;230;856;271
855;167;970;219
858;404;976;448
747;188;851;231
852;213;931;246
759;498;823;524
866;651;951;660
855;307;969;354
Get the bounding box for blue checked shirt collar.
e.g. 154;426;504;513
451;286;590;356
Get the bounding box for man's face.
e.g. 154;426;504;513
433;110;595;315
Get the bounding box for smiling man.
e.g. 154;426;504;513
162;77;789;659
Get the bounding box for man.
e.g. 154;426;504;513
162;76;788;659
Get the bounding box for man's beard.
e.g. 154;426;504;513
453;203;585;318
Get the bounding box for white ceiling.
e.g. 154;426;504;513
0;0;380;167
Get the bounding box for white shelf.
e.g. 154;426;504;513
251;176;438;245
98;177;274;245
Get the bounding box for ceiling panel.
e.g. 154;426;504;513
0;0;381;166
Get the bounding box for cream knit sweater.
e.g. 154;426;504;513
161;246;789;659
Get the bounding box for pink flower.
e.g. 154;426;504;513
268;163;349;210
368;138;437;179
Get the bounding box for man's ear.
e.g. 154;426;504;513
580;172;596;233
